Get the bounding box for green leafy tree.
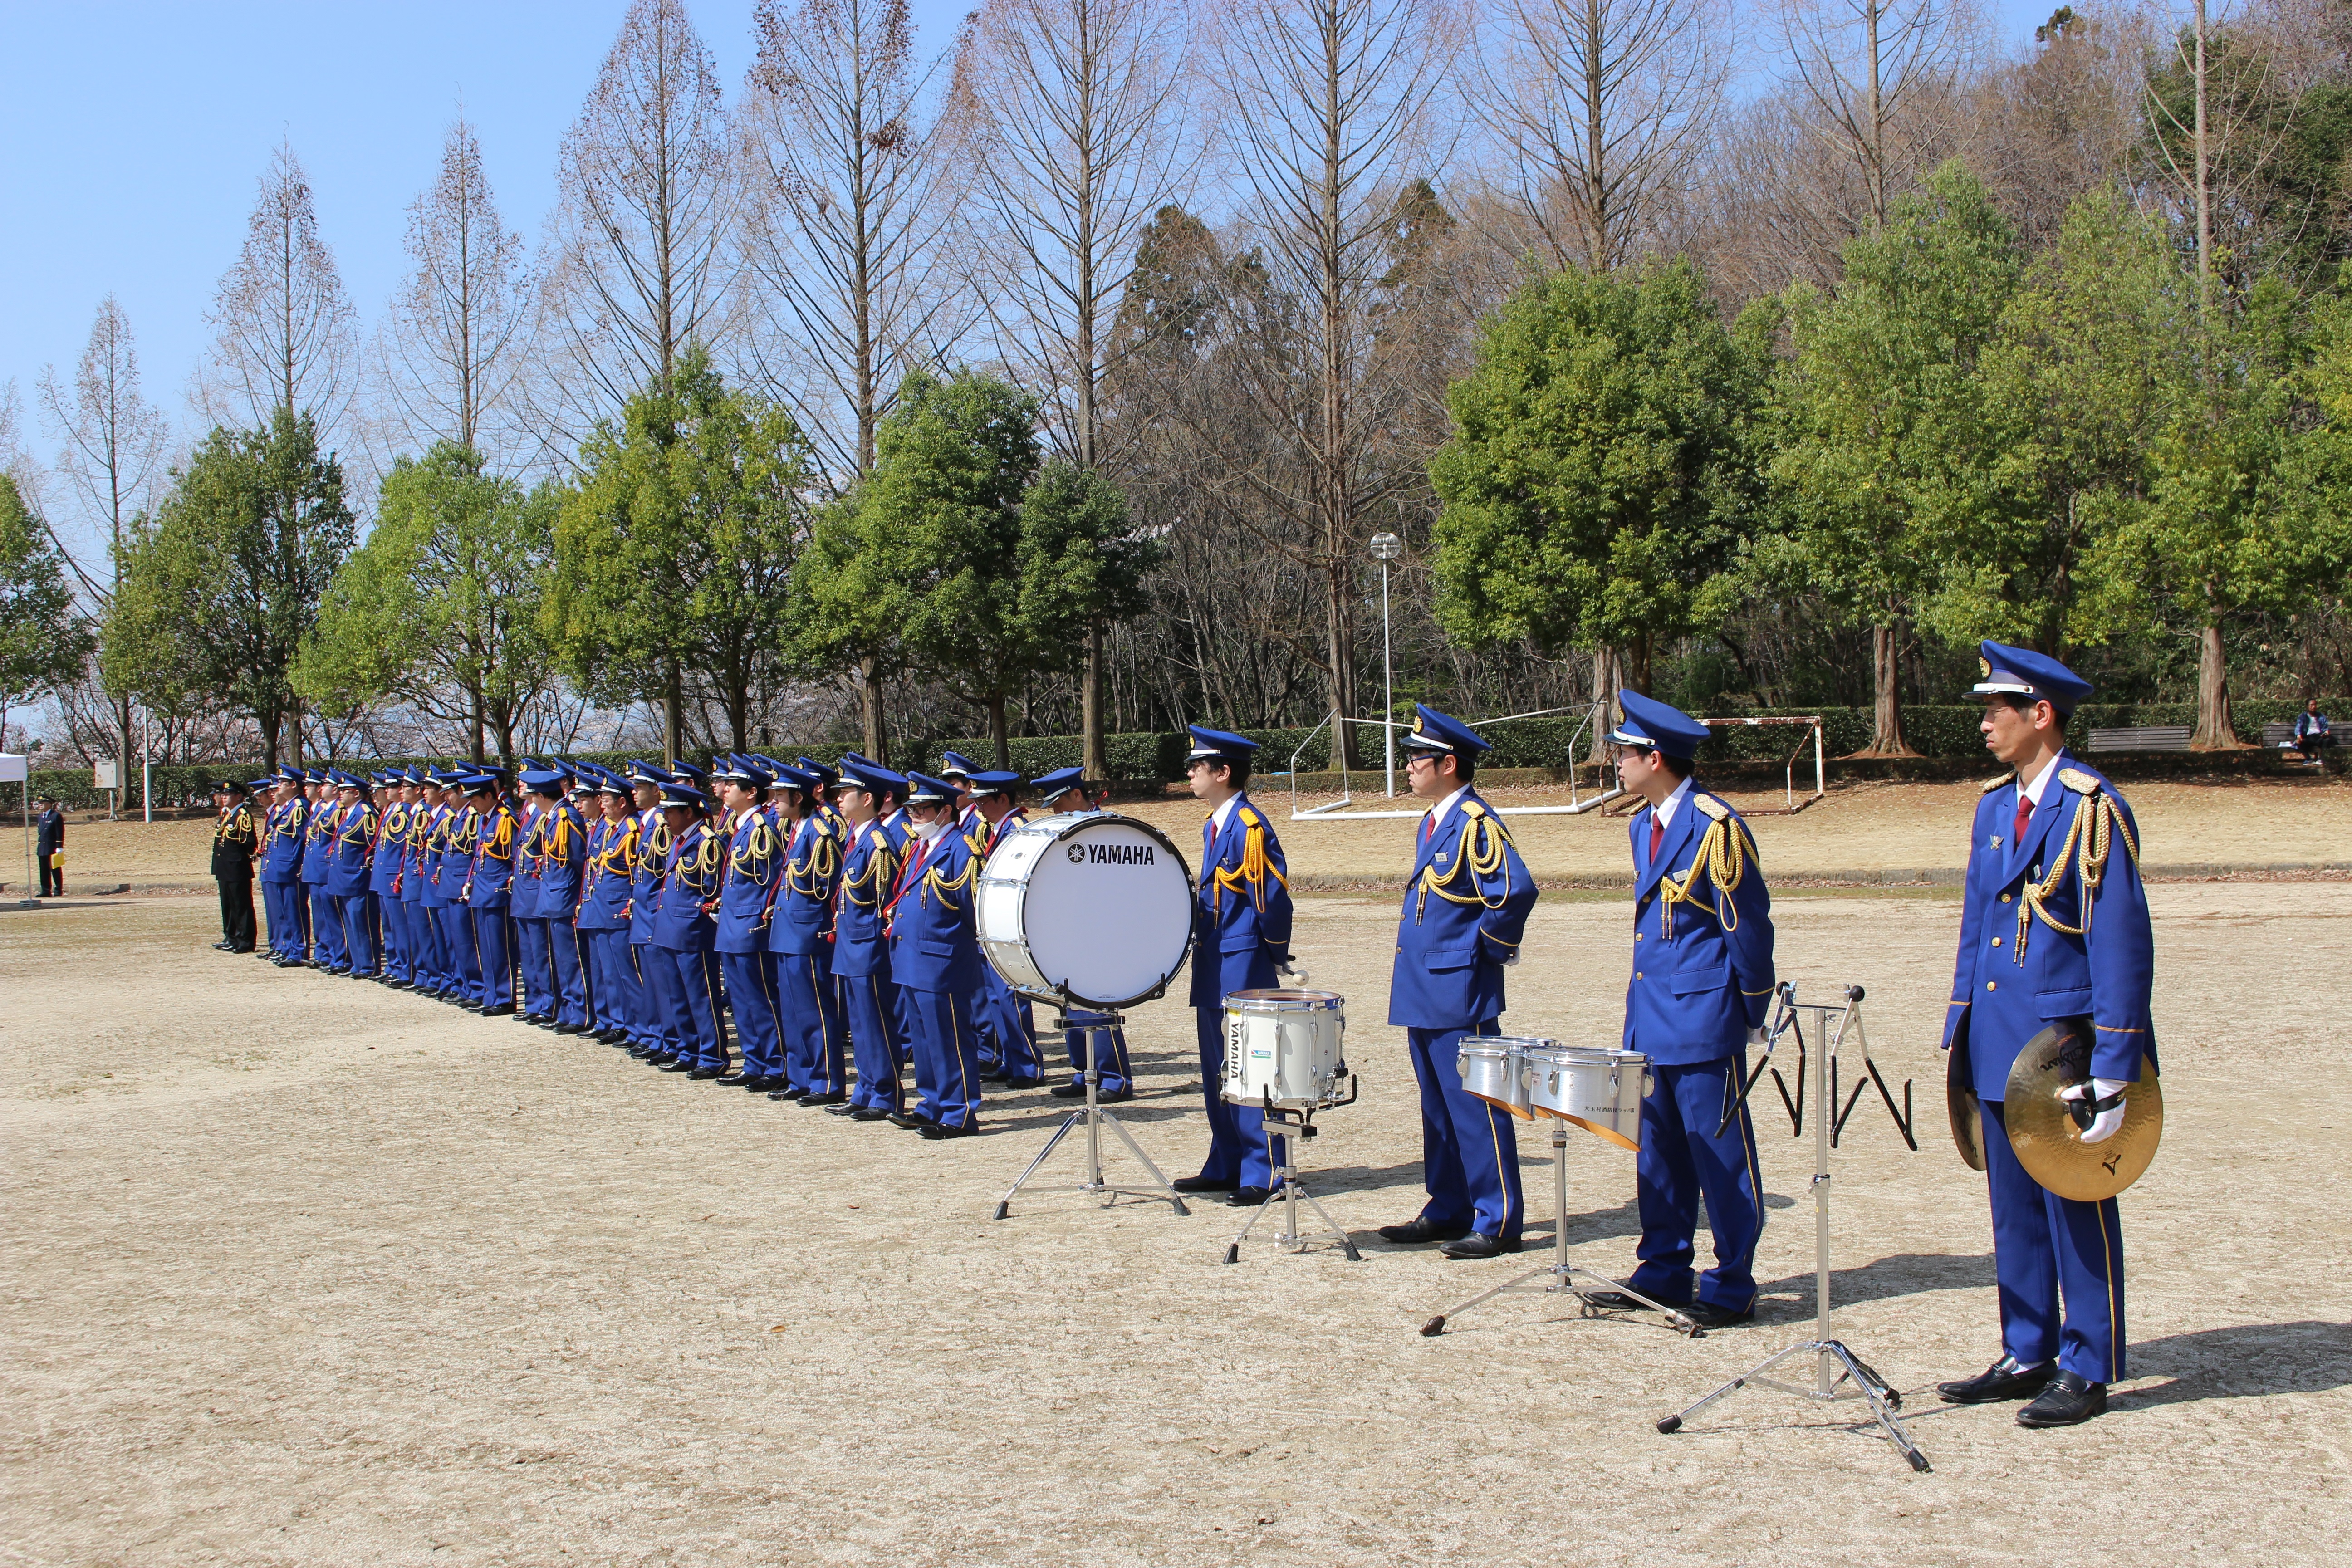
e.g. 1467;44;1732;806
1016;458;1163;746
1769;163;2023;755
294;442;559;764
0;474;93;740
1429;257;1765;701
549;347;817;756
104;409;354;766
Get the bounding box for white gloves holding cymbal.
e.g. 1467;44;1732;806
2058;1078;2129;1144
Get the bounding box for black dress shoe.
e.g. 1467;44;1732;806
769;1085;810;1101
658;1058;696;1072
686;1066;724;1080
212;941;233;951
2016;1370;2106;1427
1378;1217;1473;1245
887;1110;932;1130
1939;1355;2056;1406
715;1071;750;1086
1440;1232;1524;1260
1683;1300;1754;1328
823;1102;860;1117
1050;1083;1088;1098
230;946;255;954
801;1090;848;1106
919;1120;978;1139
1096;1089;1134;1104
851;1106;892;1122
1171;1175;1236;1195
596;1029;627;1044
1578;1291;1656;1312
556;1023;588;1036
480;1003;516;1018
1227;1186;1273;1207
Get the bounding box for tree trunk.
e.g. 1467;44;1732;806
1865;622;1916;756
2193;621;2237;748
858;654;887;764
1324;554;1360;770
1623;633;1654;699
469;692;486;764
1586;644;1622;764
1082;620;1108;779
260;709;282;771
663;661;684;766
986;694;1010;770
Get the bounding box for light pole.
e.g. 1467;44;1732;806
1368;532;1403;796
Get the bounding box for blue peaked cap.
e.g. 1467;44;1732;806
666;758;710;786
1612;691;1711;760
843;760;906;796
966;769;1023;795
937;751;981;779
1972;640;2093;711
1401;705;1491;758
658;781;710;811
1033;765;1086;801
1186;725;1258;763
905;771;957;805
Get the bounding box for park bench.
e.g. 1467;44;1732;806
2086;725;2193;754
2262;720;2333;764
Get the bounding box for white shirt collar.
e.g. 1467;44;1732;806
1426;785;1469;828
1210;794;1241;833
1653;776;1694;833
2018;749;2067;809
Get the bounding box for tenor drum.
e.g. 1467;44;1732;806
1458;1036;1543;1120
975;812;1195;1009
1220;989;1349;1109
1523;1045;1652;1151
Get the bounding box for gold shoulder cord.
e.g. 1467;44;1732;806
843;831;898;907
1214;810;1289;916
733;817;777;880
1656;812;1753;940
924;843;976;911
789;819;840;893
1415;805;1515;923
2016;777;2137;961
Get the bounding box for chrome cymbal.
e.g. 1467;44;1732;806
2004;1025;2162;1201
1948;1042;1985;1172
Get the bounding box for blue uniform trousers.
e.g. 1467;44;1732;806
472;908;513;1007
1405;1023;1523;1241
666;946;726;1069
1195;1003;1287;1191
892;984;918;1073
1984;1100;2127;1383
597;932;642;1040
515;917;551;1015
382;896;410;980
335;892;376;975
721;950;785;1080
263;881;303;958
409;898;443;988
908;985;982;1130
549;924;588;1027
309;885;344;967
777;950;847;1094
1630;1056;1764;1313
978;970;1041;1084
1064;1010;1132;1096
840;971;902;1111
637;941;683;1053
440;905;480;997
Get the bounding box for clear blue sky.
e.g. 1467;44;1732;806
0;0;2061;471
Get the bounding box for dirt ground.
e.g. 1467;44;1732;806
6;855;2350;1563
22;770;2352;899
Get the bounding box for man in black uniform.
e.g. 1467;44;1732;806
35;794;65;897
211;779;260;951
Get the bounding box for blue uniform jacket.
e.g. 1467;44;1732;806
886;827;983;994
1388;789;1537;1030
1622;788;1776;1064
578;817;634;932
538;802;586;923
369;801;408;897
832;820;900;978
299;800;337;886
629;811;668;944
767;811;843;956
326;800;377;898
261;799;307;882
652;818;720;951
1188;794;1294;1006
514;808;549;918
466;801;517;909
715;808;781;953
1943;755;2157;1101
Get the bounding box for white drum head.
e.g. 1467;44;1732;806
981;813;1194;1009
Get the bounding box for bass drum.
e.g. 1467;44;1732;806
975;812;1196;1009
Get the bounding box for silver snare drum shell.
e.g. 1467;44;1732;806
1457;1035;1548;1121
1222;988;1348;1109
1522;1045;1653;1151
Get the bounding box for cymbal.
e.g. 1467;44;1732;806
1947;1043;1985;1172
2004;1025;2162;1202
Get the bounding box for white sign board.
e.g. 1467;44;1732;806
0;754;27;784
94;760;120;789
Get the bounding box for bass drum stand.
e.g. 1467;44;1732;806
1224;1086;1362;1264
1419;1112;1700;1338
1657;983;1930;1473
993;997;1189;1220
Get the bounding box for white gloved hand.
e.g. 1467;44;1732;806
2058;1077;2129;1144
1747;1026;1769;1049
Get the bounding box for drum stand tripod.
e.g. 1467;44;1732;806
993;1002;1189;1220
1418;1113;1700;1338
1223;1090;1362;1264
1657;984;1931;1473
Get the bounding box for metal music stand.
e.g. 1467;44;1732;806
1657;982;1931;1473
1223;1085;1362;1264
1418;1111;1700;1338
993;996;1190;1220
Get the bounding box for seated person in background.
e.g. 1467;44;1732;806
2293;699;2332;757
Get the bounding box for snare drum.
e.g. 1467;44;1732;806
1221;989;1348;1109
1457;1036;1548;1120
1522;1045;1652;1151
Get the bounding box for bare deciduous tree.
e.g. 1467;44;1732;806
1778;0;1972;228
1475;0;1736;273
537;0;739;446
1211;0;1459;765
377;115;534;462
38;298;171;810
197;142;359;434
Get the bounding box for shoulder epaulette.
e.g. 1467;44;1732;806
1692;792;1729;823
1460;799;1486;818
1982;773;2015;794
1238;805;1260;828
2058;767;2101;795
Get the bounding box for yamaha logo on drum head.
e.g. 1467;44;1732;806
1068;841;1155;866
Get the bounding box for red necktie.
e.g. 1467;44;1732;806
1648;815;1664;865
2014;791;2033;849
1421;813;1435;843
